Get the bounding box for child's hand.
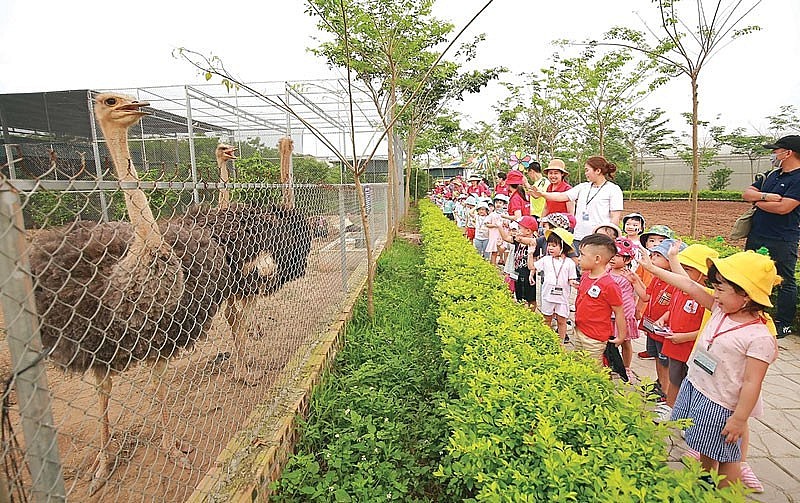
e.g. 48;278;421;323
609;336;624;346
668;239;684;259
569;279;580;288
529;271;536;284
722;415;748;444
620;268;637;284
664;332;694;344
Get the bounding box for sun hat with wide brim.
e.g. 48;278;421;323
545;227;574;251
650;238;687;259
707;251;781;307
677;244;719;276
640;225;675;247
593;222;621;238
544;158;569;174
493;194;510;203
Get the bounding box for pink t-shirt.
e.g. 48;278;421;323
688;306;778;416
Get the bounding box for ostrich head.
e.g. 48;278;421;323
215;144;237;163
93;93;150;130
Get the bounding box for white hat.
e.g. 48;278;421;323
493;194;509;203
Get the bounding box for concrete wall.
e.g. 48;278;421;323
642;154;773;191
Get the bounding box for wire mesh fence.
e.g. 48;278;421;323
0;84;399;501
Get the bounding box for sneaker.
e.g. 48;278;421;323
777;324;793;339
653;403;673;423
638;350;655;360
740;462;764;493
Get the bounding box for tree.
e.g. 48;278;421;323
712;127;770;179
605;0;762;236
550;46;662;157
766;105;800;137
307;0;453;238
618;108;673;190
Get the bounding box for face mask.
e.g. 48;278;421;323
770;152;783;168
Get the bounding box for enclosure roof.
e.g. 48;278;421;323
0;90;231;142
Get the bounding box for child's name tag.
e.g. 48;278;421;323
550;286;564;296
587;285;601;298
693;348;718;375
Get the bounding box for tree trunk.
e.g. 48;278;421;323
385;84;397;246
690;76;700;238
598;122;605;157
404;128;417;213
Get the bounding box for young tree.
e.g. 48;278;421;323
766;105;800;137
604;0;762;236
618;108;674;190
712;127;771;179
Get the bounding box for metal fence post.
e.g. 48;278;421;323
185;86;200;204
338;186;348;297
0;183;66;503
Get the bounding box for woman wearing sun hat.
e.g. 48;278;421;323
639;249;781;490
541;158;574;217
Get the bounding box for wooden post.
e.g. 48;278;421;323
278;137;295;208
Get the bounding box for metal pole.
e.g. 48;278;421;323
184;86;199;204
0;183;66;503
87;92;110;222
0;108;18;180
338;186;348;297
285;84;294;198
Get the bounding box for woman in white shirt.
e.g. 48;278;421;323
530;156;624;242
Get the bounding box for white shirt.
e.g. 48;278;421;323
565;181;624;240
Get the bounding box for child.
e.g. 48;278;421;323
652;243;719;419
608;238;641;382
473;201;491;259
531;228;577;343
622;212;646;271
454;194;468;230
628;239;686;402
442;194;456;220
499;216;539;309
463;196;477;242
594;222;621;240
636;225;676;359
572;233;626;363
486;194;508;265
639;249;780;490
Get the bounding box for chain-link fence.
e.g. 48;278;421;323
0;84;401;501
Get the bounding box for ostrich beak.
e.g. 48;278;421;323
119;101;151;116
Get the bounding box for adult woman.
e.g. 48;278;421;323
505;169;530;219
541;158;574;217
530;156;623;242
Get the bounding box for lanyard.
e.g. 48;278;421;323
584;181;607;206
706;314;764;350
550;256;566;283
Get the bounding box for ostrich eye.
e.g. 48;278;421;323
104;98;117;106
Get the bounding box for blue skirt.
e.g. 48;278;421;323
671;379;742;463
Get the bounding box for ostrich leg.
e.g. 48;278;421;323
152;358;192;468
225;296;261;384
89;369;113;495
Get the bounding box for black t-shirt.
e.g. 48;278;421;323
751;168;800;242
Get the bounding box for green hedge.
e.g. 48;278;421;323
623;190;742;201
419;200;746;502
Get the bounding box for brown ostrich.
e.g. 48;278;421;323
198;143;313;382
28;93;231;493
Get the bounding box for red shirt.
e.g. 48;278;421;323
507;191;529;218
661;290;705;362
494;182;509;196
639;277;676;343
545;181;572;215
575;274;623;341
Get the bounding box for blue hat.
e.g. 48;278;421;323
650;239;687;258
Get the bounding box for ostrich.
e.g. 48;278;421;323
198;142;313;382
28;93;231;493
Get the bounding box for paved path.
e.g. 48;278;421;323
625;334;800;502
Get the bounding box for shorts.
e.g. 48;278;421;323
672;379;742;463
539;298;569;318
514;267;536;303
572;327;607;361
668;358;688;388
646;335;669;367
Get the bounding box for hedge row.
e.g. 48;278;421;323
419;200;746;502
623;190;742;201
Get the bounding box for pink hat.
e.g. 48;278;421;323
518;216;538;231
506;170;525;185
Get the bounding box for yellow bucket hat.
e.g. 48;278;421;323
707;251;781;307
545;227;575;252
677;244;719;275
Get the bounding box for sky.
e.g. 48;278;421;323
1;0;798;143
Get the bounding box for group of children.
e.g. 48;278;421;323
433;190;781;492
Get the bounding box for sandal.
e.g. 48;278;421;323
740;462;764;493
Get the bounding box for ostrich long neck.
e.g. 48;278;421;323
218;156;230;209
101;124;162;250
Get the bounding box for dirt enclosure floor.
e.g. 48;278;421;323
0;233;371;502
0;200;751;501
